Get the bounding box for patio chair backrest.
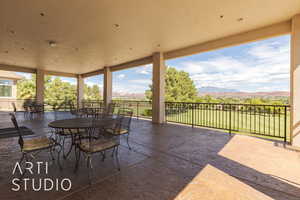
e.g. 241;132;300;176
68;101;77;114
105;103;116;115
9;113;24;149
117;108;133;131
11;102;17;112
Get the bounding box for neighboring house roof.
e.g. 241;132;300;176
0;70;23;80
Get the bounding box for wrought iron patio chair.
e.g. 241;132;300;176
68;101;85;117
53;127;87;159
28;102;44;119
104;108;133;150
76;117;122;184
11;102;24;118
105;103;116;116
9;113;62;178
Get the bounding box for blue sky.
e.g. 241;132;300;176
19;35;290;94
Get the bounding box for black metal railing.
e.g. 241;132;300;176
165;102;290;142
79;100;153;119
112;100;152;119
10;98;287;142
81;99;103;108
0;98;78;112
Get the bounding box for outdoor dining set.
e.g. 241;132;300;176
9;101;134;183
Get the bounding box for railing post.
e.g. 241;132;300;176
192;103;194;128
137;102;139;120
229;104;232;135
284;106;287;143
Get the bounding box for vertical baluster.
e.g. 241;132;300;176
284;106;287;142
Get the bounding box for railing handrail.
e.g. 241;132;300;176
165;101;290;107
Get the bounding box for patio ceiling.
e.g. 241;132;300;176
0;0;300;75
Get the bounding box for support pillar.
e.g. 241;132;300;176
152;52;165;124
103;67;112;107
291;14;300;146
36;69;44;104
77;74;84;108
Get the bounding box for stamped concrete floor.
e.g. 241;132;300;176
0;112;300;200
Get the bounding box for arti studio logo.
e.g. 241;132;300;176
11;161;72;192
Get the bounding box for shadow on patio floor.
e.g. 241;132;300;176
0;112;299;200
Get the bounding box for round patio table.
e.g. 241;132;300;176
48;117;116;171
48;117;115;129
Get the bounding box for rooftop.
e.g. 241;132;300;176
0;70;23;80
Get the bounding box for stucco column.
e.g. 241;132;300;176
12;80;17;98
291;14;300;146
152;52;165;124
77;74;84;108
36;69;44;104
103;67;112;107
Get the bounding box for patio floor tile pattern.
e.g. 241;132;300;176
0;112;299;200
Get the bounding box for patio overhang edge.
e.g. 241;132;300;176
0;64;78;78
81;56;153;78
164;20;291;60
81;20;291;78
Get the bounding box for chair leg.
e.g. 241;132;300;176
56;144;63;170
101;151;106;161
49;147;55;161
19;153;29;179
74;145;81;173
87;155;93;184
114;146;120;171
126;134;132;150
62;136;73;159
111;147;116;157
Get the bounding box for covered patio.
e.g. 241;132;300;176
0;112;299;200
1;0;300;199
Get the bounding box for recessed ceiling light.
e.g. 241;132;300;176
48;40;57;47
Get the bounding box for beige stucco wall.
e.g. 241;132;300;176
291;14;300;146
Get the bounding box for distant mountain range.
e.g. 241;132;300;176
198;87;240;93
198;87;289;97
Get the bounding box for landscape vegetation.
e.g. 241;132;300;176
15;67;290;141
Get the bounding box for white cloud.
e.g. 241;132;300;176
117;74;125;79
113;84;149;93
171;39;290;92
135;64;152;75
128;79;151;84
85;81;103;88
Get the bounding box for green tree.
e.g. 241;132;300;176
17;75;102;105
84;84;101;100
145;67;198;102
17;74;36;99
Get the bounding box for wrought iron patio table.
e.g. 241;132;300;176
49;117;115;129
48;117;116;170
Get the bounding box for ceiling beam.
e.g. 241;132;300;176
110;56;152;72
0;64;36;73
0;64;78;78
164;20;291;60
81;69;104;78
44;70;77;78
81;56;153;78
